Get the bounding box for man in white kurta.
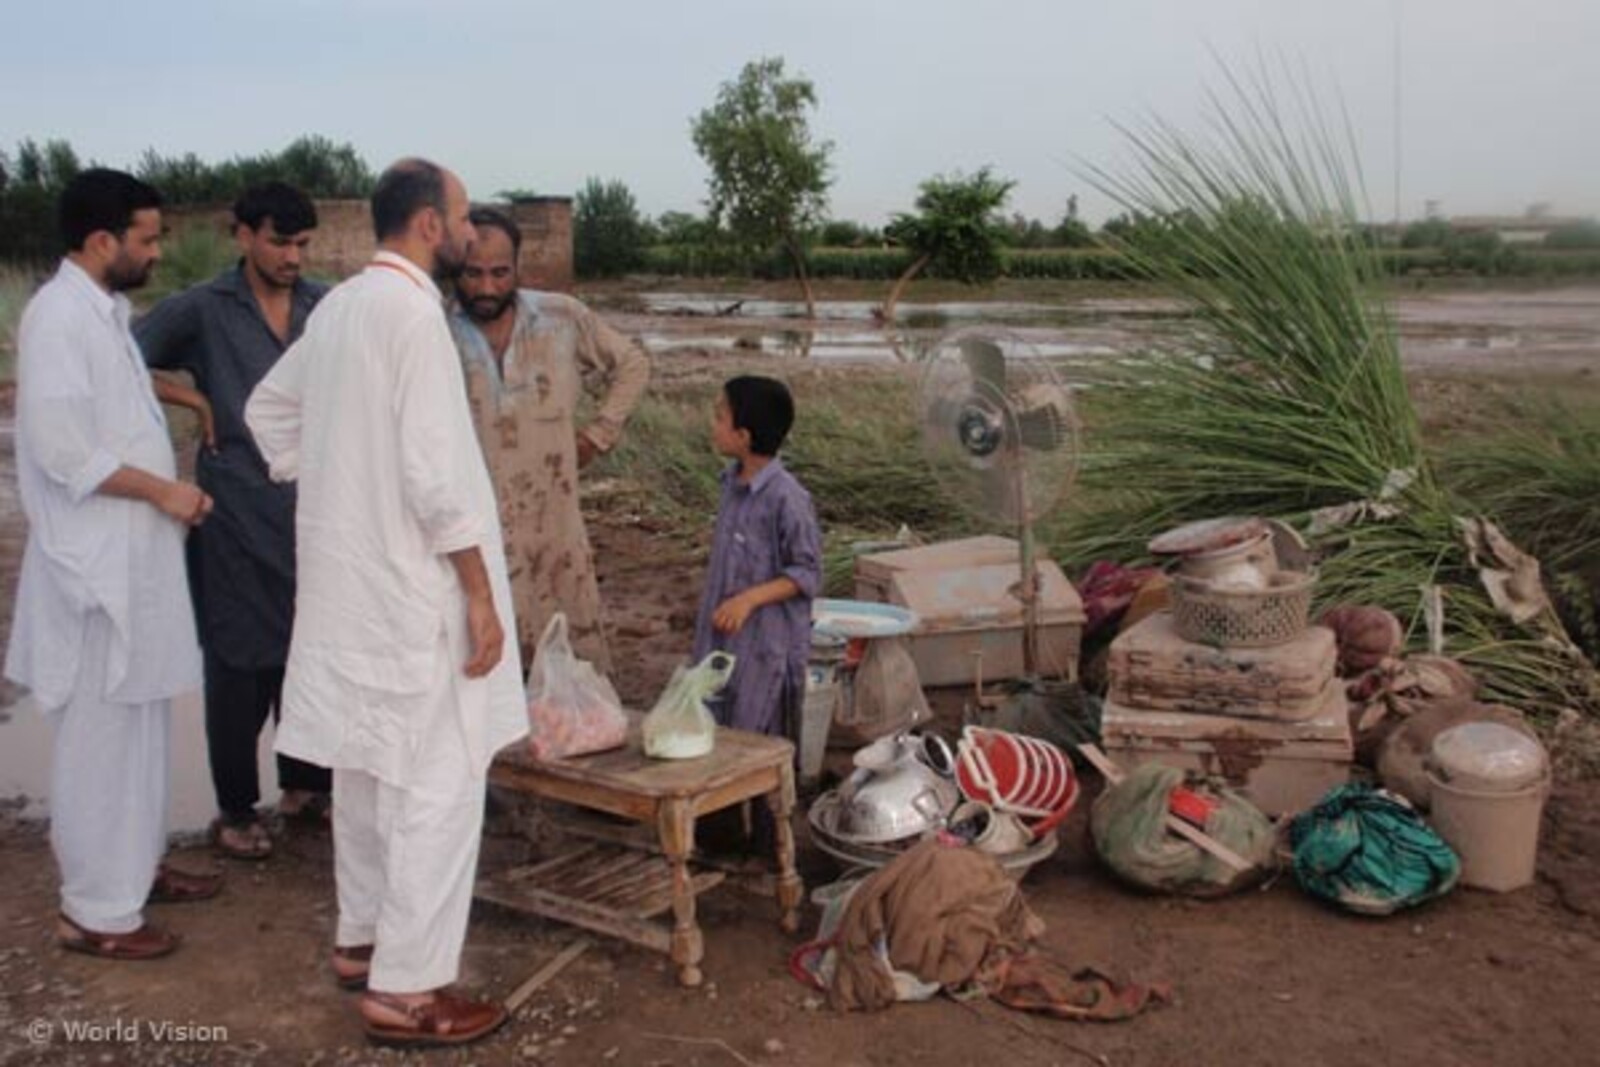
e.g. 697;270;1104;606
5;169;212;959
245;159;525;1045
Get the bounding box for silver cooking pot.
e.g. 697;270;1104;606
832;733;960;844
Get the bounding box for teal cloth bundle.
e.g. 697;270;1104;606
1288;784;1460;915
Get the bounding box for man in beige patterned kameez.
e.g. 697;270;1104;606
449;207;650;675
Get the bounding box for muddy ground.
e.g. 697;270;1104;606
2;284;1600;1066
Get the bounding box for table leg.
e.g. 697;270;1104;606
658;798;703;987
768;765;803;934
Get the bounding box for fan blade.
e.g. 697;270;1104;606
1014;383;1071;451
960;337;1007;396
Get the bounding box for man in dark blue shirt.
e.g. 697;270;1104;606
136;182;331;859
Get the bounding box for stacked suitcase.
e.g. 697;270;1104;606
1102;611;1353;816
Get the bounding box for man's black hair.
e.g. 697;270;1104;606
370;159;446;241
58;168;163;252
724;375;796;457
468;206;522;260
233;181;318;236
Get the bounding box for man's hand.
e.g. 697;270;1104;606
152;377;218;451
158;481;213;526
713;592;759;635
463;591;504;678
195;395;217;451
576;431;600;471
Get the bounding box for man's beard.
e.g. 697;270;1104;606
460;289;516;323
250;255;299;290
105;252;153;292
434;234;470;281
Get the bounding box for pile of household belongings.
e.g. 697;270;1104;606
790;839;1170;1020
1317;603;1544;814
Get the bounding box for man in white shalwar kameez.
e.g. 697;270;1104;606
245;159;526;1049
5;169;219;961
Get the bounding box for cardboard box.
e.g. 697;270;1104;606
1101;690;1353;816
854;537;1085;687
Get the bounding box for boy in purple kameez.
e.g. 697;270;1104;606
692;376;822;742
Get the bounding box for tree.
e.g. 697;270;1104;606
1544;219;1600;250
134;136;375;205
819;219;877;247
573;177;647;278
654;210;717;246
0;138;83;262
880;168;1014;323
1053;199;1096;247
691;56;832;318
269;135;374;198
1400;217;1454;249
999;212;1051;249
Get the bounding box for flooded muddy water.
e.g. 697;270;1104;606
608;285;1600;376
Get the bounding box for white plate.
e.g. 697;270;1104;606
812;598;919;638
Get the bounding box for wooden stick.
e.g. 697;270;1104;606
504;937;592;1014
1076;743;1254;873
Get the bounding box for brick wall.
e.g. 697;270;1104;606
166;197;574;291
509;197;574;292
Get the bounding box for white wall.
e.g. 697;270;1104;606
0;689;280;835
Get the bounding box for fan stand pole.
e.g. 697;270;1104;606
1017;456;1040;678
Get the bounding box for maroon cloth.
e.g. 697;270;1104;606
1079;561;1160;639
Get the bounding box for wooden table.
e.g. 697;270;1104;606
478;717;803;987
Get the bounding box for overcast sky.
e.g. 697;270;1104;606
2;0;1595;226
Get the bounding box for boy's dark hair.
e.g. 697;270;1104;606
59;168;163;252
724;375;796;457
233;181;318;236
371;158;446;241
469;206;522;259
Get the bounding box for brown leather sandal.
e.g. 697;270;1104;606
148;864;223;904
331;944;374;991
57;914;179;961
361;989;508;1048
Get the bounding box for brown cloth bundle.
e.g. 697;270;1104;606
827;839;1043;1011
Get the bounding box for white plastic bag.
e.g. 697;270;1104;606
525;613;628;761
641;651;736;760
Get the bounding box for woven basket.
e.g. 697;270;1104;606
1171;570;1315;648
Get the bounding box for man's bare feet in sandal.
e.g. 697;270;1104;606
278;790;332;827
56;914;178;961
360;988;507;1048
210;814;272;860
331;944;373;991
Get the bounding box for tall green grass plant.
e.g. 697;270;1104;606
1066;65;1598;716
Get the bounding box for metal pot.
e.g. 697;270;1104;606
1176;530;1277;590
1150;517;1278;591
833;733;960;843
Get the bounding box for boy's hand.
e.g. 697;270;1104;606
713;592;759;635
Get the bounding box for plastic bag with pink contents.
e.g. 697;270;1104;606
525;613;628;761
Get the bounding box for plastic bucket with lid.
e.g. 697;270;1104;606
1425;722;1549;892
